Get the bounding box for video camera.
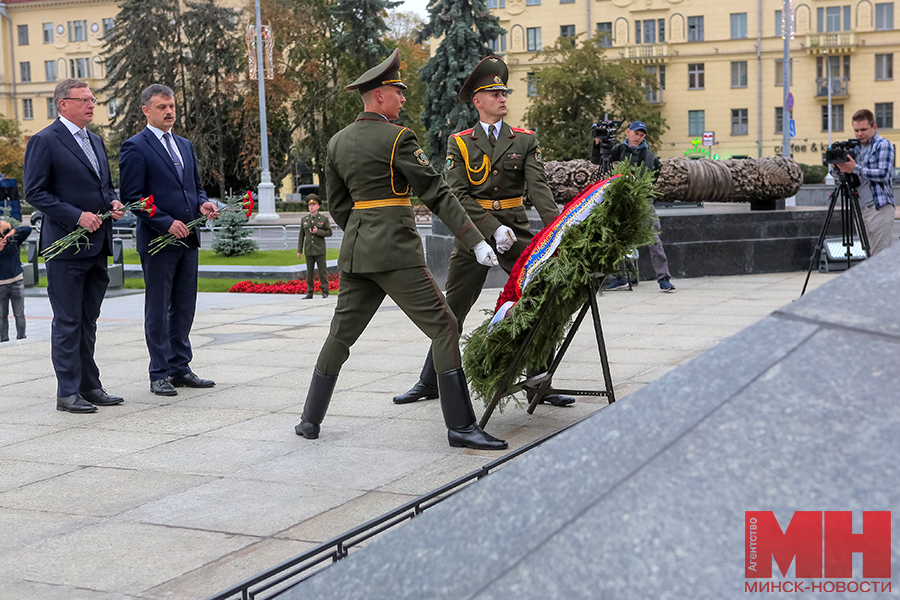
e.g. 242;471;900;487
824;139;860;165
592;117;621;145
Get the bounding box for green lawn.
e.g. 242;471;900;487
24;248;339;265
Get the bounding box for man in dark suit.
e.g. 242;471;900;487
24;78;125;413
119;84;220;397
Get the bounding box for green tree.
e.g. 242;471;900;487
523;37;668;161
211;209;258;257
385;11;429;146
419;0;504;165
0;116;26;194
100;0;183;138
183;0;244;199
332;0;402;71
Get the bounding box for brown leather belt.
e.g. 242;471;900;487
353;197;412;209
476;196;523;211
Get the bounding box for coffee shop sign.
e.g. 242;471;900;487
772;142;830;154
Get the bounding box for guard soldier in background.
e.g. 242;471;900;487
394;56;575;408
295;49;507;451
297;194;332;298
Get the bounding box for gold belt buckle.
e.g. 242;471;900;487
492;200;501;210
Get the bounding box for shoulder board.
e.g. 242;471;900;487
452;129;474;138
511;127;534;135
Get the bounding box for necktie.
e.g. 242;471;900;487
163;132;184;181
488;124;497;148
77;129;100;178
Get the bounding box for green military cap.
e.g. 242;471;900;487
345;49;408;94
306;193;320;205
458;55;509;103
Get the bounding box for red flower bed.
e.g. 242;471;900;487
229;273;341;294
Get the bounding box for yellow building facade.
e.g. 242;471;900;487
487;0;899;161
0;0;247;136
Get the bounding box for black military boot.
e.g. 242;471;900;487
438;368;508;451
393;348;439;404
295;368;338;439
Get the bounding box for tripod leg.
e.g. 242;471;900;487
801;187;841;297
849;190;872;258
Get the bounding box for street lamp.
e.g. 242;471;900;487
253;0;279;221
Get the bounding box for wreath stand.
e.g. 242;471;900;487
478;272;616;428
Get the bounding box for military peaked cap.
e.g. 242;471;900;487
345;49;408;94
458;56;509;103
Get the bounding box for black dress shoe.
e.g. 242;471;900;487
303;292;313;299
448;424;508;450
295;421;320;439
57;394;98;413
170;372;216;388
80;388;124;406
151;379;178;396
393;380;439;404
527;389;576;407
321;291;329;298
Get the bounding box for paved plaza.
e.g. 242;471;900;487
0;270;836;599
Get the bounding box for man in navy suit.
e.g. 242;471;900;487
119;84;220;396
24;79;126;413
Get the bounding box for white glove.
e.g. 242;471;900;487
472;240;499;267
492;225;517;254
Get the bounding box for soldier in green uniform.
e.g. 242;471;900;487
295;49;507;451
394;55;576;408
297;194;333;299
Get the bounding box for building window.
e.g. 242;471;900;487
731;61;748;88
103;18;115;37
18;25;28;46
688;110;705;136
775;107;793;134
644;65;665;103
875;102;893;129
775;10;782;36
731;13;748;39
526;0;541;5
526;27;541;51
731;108;749;135
45;60;57;82
596;22;612;47
875;54;893;80
488;37;498;52
43;23;53;44
23;99;34;120
47;97;58;119
500;33;507;52
687;16;704;42
817;55;850;80
70;57;91;79
488;0;497;7
560;24;576;40
107;98;119;118
20;62;31;83
819;5;854;32
875;3;894;29
68;20;87;42
822;104;844;131
775;59;794;86
688;63;704;89
635;20;641;44
527;72;538;97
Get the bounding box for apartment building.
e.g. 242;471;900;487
486;0;899;160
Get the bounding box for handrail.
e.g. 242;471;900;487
204;409;604;600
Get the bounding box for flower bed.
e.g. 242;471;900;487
229;273;340;294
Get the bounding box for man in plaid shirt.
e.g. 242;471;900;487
836;108;895;255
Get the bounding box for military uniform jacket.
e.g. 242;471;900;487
326;112;483;273
298;213;332;256
446;122;559;249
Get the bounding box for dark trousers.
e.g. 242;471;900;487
316;267;459;376
139;246;199;381
305;254;328;293
45;253;109;397
0;279;26;341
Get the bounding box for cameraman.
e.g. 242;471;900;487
835;109;895;255
0;220;31;342
598;121;675;292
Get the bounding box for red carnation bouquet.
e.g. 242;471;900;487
42;196;156;260
148;191;254;255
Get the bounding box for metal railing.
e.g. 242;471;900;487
204;411;601;600
203;225;300;250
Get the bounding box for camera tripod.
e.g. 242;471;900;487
800;172;871;296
